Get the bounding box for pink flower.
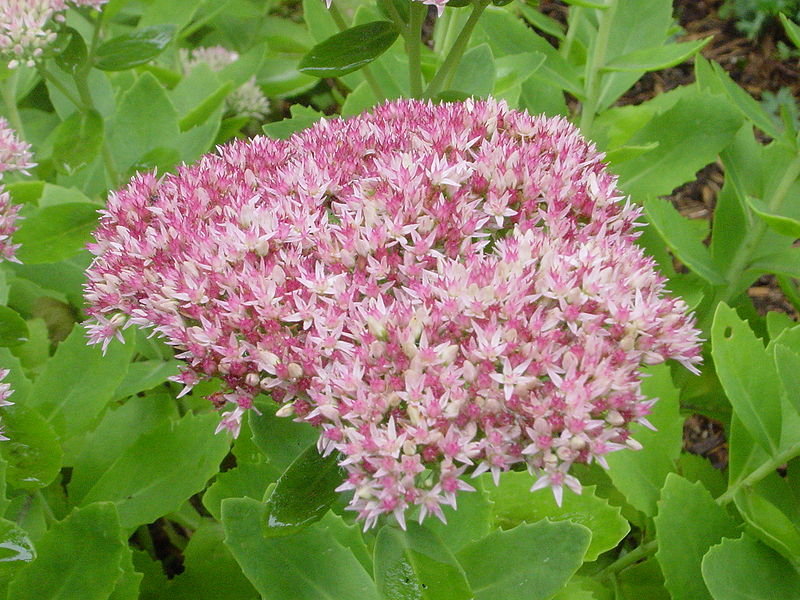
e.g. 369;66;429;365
0;0;108;69
84;98;702;528
0;118;33;263
0;118;35;178
0;369;14;441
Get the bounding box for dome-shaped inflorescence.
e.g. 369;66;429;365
84;99;701;528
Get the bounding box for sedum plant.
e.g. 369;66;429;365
0;0;799;599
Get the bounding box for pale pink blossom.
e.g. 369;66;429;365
0;0;108;69
85;98;702;528
0;118;33;263
0;369;14;441
179;46;270;121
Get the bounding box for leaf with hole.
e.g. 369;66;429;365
299;21;400;78
711;303;782;454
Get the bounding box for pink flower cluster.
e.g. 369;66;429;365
0;370;13;441
84;99;701;528
0;117;34;263
0;0;107;68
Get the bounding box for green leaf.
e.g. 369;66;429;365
603;39;710;72
29;326;134;456
774;344;800;415
643;197;725;285
780;13;800;49
424;478;492;554
95;25;176;71
0;401;63;490
702;534;800;600
745;195;800;238
111;72;180;172
13;202;99;264
222;497;380;600
8;503;126;600
68;392;176;502
456;521;590;600
614;88;743;199
695;57;779;139
52;110;104;175
166;520;259;600
450;43;495;98
711;303;782;454
374;523;472;600
518;4;565;40
299;21;399;78
617;559;670;600
109;546;142;600
74;412;230;529
0;305;28;347
477;8;583;98
112;359;180;400
263;105;325;139
605;364;683;516
54;28;88;75
738;490;800;562
262;443;342;537
0;518;35;598
487;474;629;561
249;398;318;472
654;474;740;600
203;459;275;521
178;81;234;132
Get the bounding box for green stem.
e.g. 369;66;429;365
406;3;426;98
38;66;85;110
578;1;616;134
560;6;582;60
717;439;800;505
35;490;57;525
424;0;490;99
329;2;387;100
699;151;800;330
601;439;800;578
598;540;658;578
1;71;25;137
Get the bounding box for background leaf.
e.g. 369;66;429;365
13;203;100;264
654;474;740;600
456;521;590;600
95;25;176;71
299;21;399;78
8;503;126;600
73;412;230;529
222;497;380;600
486;474;629;561
374;523;472;600
702;534;800;600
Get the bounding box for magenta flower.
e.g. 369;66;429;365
0;369;13;441
84;98;701;528
0;118;33;263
